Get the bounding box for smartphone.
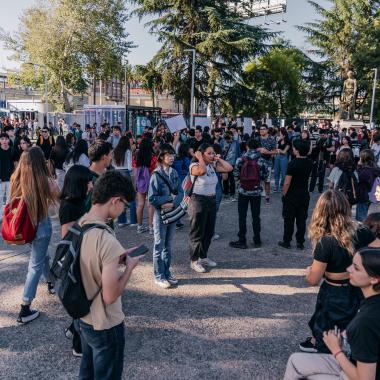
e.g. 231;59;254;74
128;244;149;258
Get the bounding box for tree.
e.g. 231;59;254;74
131;0;272;117
133;63;163;107
1;0;133;112
298;0;380;120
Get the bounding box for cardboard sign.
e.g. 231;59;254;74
194;117;211;129
243;118;253;135
165;115;187;133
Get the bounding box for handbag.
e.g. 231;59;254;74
1;198;37;245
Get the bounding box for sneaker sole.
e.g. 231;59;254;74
299;345;318;353
72;350;83;357
17;311;40;324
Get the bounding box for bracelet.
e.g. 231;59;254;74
334;350;344;359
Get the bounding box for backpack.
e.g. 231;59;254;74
369;176;380;203
50;223;107;319
1;198;37;245
239;157;260;191
136;166;150;193
336;170;359;205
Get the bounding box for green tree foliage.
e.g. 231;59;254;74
131;0;272;117
1;0;132;112
298;0;380;120
133;63;163;107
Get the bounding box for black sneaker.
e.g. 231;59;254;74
297;243;305;250
229;240;248;249
17;304;40;324
278;241;291;249
47;282;56;295
299;337;318;353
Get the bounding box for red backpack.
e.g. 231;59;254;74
239;157;260;191
2;198;37;245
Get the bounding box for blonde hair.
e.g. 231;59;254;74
10;147;56;226
308;190;356;255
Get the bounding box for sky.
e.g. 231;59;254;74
0;0;331;71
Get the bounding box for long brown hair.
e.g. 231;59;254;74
10;147;56;225
309;190;356;254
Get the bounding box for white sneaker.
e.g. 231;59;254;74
154;279;171;289
191;260;207;273
212;234;220;241
137;225;148;234
167;274;178;285
200;257;217;268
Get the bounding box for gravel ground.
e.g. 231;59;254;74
1;192;324;380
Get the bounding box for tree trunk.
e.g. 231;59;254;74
60;79;71;112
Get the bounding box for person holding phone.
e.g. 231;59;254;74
189;143;233;273
76;171;142;380
148;143;184;289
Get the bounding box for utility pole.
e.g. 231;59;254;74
184;49;196;128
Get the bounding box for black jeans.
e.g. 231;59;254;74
223;169;235;196
282;195;309;245
77;320;125;380
189;194;216;261
309;160;325;193
237;194;261;244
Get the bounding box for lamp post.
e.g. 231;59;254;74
184;49;196;128
25;62;49;128
370;68;378;128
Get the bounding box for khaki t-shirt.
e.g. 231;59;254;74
79;215;126;330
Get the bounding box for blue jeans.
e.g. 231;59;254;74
274;155;288;190
22;217;52;303
356;201;370;222
153;211;176;280
78;320;125;380
215;179;223;213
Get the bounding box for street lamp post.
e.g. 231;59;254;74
25;62;49;128
184;49;196;128
370;68;378;128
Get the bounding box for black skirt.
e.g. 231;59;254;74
308;280;362;353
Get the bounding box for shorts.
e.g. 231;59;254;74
263;159;272;183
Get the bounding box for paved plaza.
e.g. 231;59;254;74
1;192;324;380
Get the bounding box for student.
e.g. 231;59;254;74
284;248;380;380
59;165;94;357
364;213;380;248
256;124;276;205
49;136;69;189
278;139;313;250
11;147;59;323
36;127;55;159
229;138;269;249
189;143;232;273
274;127;291;192
64;139;91;169
148;144;184;288
112;136;136;227
76;171;141;380
0;133;14;218
84;139;113;211
222;131;240;200
107;125;122;149
13;136;32;166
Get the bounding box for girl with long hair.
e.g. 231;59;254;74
299;190;374;353
274;127;291;192
189;143;232;273
13;136;32;166
112;136;137;227
64;138;90;169
285;248;380;380
11;146;59;323
50;135;69;189
134;138;156;233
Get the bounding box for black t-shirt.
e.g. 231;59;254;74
285;157;313;197
314;226;375;272
347;294;380;379
59;198;87;226
0;147;14;181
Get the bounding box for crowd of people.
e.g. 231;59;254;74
1;115;380;380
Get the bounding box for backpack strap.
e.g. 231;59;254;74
154;171;177;195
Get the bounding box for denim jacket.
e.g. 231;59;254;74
223;138;240;166
148;166;184;210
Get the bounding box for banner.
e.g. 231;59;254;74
165;115;187;133
243;118;253;135
194;117;211;129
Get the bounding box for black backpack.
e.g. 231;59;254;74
50;223;107;319
336;170;359;205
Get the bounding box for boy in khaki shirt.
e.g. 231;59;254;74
77;171;142;380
